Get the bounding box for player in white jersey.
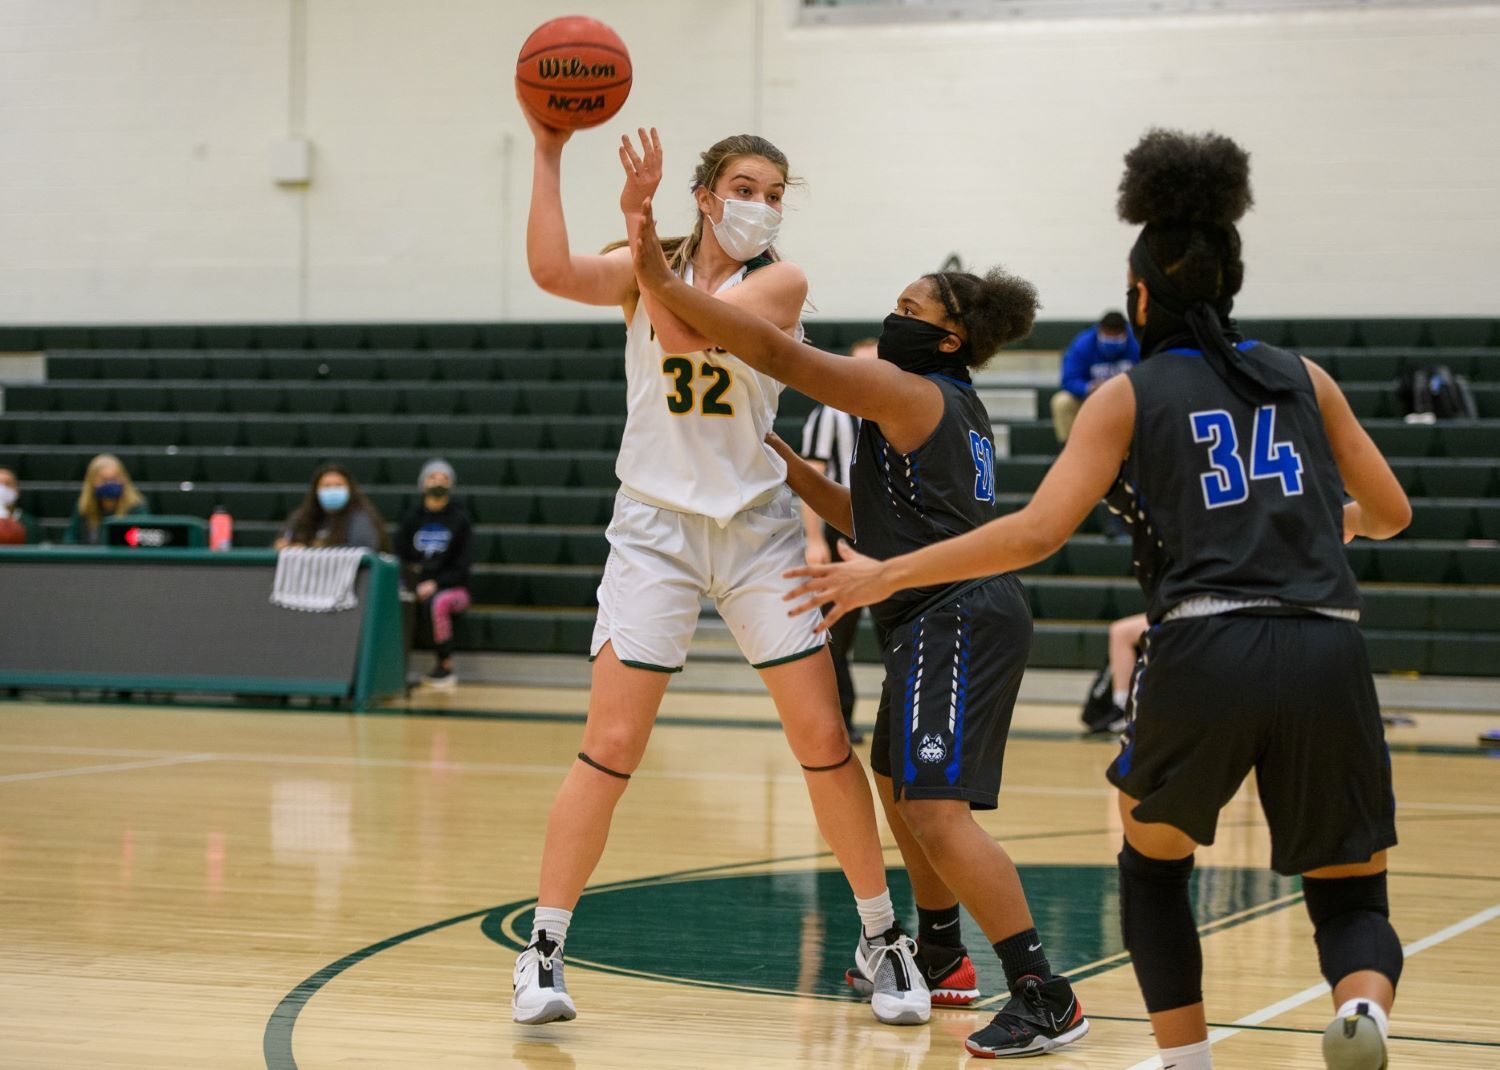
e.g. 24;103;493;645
510;109;928;1028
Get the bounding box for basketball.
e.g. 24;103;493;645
0;517;25;544
515;16;631;131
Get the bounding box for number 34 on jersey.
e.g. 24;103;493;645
1190;404;1304;509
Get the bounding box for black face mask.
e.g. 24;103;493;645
876;313;971;381
425;485;450;502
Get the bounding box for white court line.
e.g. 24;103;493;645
4;743;1499;813
1397;800;1500;814
1122;902;1500;1070
0;744;1123;792
0;743;184;759
0;753;217;784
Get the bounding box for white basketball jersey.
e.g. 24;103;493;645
614;265;791;525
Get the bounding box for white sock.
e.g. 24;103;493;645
1335;997;1389;1038
531;906;572;949
1112;688;1129;708
1157;1038;1213;1070
854;889;896;939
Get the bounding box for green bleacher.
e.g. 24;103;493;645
2;317;1496;676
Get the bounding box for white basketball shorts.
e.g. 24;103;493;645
590;488;826;672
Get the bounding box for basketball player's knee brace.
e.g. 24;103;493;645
1118;841;1203;1013
577;751;631;780
1302;872;1403;991
800;748;853;773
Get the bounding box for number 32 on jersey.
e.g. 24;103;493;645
662;356;734;417
1189;405;1304;509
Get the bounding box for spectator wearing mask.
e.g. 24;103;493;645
0;467;40;544
275;463;389;552
396;459;473;688
63;454;149;545
1050;310;1140;442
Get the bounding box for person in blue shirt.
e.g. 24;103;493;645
1050;310;1139;442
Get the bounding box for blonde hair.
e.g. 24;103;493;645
76;453;145;530
606;134;796;273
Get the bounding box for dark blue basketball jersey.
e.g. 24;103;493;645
1105;341;1361;622
850;376;1004;630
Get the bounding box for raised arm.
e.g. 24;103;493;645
767;432;853;538
1303;358;1411;540
631;199;941;446
619;132;806;354
523;102;635;307
785;375;1137;628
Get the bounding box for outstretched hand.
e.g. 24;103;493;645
517;89;572;152
618;127;662;219
630;198;675;292
783;540;893;632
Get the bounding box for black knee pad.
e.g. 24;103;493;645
1118;841;1203;1013
577;751;631;780
1302;872;1403;991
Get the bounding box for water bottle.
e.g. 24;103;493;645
209;506;234;551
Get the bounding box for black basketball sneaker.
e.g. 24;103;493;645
965;974;1088;1058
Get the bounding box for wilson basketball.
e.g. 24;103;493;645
516;16;632;131
0;517;25;545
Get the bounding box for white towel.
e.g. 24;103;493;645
270;546;366;612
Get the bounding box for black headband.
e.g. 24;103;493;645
929;273;963;323
1131;225;1301;401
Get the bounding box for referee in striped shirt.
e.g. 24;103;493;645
798;337;879;744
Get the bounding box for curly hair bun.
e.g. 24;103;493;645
928;267;1040;365
1117;128;1252;228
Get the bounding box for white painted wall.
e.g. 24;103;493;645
0;0;1496;323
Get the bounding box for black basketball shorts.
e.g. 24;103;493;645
1107;612;1397;875
870;575;1032;810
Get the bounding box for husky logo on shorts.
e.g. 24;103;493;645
917;733;947;764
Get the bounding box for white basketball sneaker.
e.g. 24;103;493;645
511;931;576;1025
1322;1002;1388;1069
855;925;931;1026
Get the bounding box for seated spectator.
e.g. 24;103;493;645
1080;613;1149;735
274;463;389;552
396;459;473;689
0;467;40;544
63;454;149;545
1050;310;1140;442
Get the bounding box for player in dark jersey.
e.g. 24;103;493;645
787;130;1411;1070
628;200;1091;1058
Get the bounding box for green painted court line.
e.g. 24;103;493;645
260;849;831;1070
1395;870;1500;883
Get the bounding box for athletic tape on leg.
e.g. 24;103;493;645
577;751;631;780
801;748;853;773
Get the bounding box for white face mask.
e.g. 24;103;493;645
707;192;781;262
0;485;16;510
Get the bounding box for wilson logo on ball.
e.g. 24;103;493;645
535;57;618;82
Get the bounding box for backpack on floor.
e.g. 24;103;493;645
1399;364;1478;420
1080;662;1116;733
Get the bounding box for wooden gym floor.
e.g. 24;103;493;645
0;678;1497;1068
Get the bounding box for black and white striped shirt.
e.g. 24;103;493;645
800;403;858;487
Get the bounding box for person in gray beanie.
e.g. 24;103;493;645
396;458;473;687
